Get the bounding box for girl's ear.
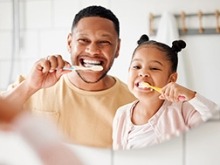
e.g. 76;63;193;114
169;72;178;82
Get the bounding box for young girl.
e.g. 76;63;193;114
112;34;219;150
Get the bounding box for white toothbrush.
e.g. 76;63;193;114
63;65;103;71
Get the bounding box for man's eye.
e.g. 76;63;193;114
78;39;89;44
98;41;111;46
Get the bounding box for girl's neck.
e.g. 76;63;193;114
131;99;164;125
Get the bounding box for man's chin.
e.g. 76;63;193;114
77;72;107;84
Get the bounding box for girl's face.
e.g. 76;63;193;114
128;46;177;100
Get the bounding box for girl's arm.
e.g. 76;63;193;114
188;93;220;121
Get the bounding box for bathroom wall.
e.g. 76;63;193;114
0;0;220;164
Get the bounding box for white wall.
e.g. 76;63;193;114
0;0;220;165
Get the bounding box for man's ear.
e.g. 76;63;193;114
114;38;121;58
169;72;178;82
67;33;72;53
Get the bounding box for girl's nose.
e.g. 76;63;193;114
138;72;150;77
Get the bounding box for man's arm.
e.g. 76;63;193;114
0;80;38;122
0;55;70;122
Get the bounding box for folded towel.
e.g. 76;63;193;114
156;11;188;86
156;11;179;44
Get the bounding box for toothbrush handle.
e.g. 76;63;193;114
63;66;84;71
151;86;162;93
178;96;185;101
62;67;74;71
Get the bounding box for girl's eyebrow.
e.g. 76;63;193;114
131;58;163;66
131;58;141;62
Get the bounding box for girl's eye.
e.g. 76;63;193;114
132;65;141;69
150;67;160;70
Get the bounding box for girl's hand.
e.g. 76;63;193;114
159;82;196;102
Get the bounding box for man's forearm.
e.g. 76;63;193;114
0;80;37;122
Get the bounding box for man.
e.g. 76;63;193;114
6;5;136;148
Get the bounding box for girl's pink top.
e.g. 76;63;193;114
112;93;219;150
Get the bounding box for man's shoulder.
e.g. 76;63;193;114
114;77;128;89
7;75;26;90
114;77;133;94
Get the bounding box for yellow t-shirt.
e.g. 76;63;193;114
15;74;136;148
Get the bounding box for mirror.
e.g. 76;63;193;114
1;117;220;164
0;0;219;154
111;117;220;165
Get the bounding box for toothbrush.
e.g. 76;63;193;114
63;65;103;71
139;82;162;93
139;82;185;101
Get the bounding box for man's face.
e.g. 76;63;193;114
67;17;120;83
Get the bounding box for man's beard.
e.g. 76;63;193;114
76;70;108;83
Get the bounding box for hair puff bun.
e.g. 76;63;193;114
137;34;149;45
171;40;186;53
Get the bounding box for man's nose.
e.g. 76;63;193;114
85;43;101;54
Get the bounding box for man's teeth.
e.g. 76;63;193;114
83;60;102;67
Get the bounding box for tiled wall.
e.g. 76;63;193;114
0;0;80;89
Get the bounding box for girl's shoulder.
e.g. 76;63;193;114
115;100;139;116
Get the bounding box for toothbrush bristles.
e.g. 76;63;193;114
139;82;150;88
63;65;103;71
89;65;103;71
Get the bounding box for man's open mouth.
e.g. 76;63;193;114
80;59;103;68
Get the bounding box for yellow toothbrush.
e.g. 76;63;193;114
139;82;162;93
139;82;185;101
